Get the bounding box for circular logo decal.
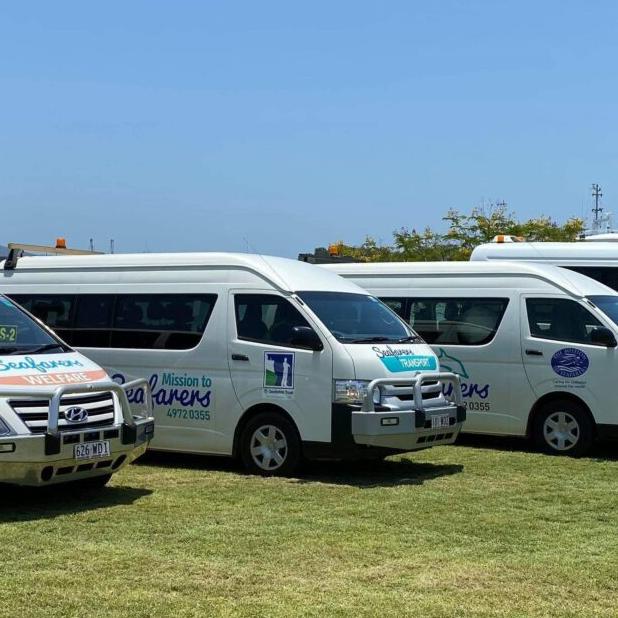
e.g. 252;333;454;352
551;348;589;378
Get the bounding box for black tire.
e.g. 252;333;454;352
532;399;595;457
239;412;301;476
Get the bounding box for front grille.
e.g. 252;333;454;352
385;380;443;403
10;392;116;434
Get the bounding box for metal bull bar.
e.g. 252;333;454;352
353;372;464;447
361;372;463;413
0;378;153;455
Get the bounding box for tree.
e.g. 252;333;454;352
331;204;584;262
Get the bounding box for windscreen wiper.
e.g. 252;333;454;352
397;335;422;343
0;347;21;355
16;343;68;355
350;336;393;343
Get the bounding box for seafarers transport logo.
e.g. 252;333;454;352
264;352;295;390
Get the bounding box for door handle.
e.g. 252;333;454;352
525;349;543;356
231;354;250;361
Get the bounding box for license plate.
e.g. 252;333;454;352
431;414;451;429
74;441;111;460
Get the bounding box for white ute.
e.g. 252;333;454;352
0;294;154;487
0;251;465;475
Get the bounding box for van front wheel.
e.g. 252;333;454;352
240;413;301;476
533;400;594;457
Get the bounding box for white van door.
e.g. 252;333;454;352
521;295;613;441
383;294;530;435
227;292;334;446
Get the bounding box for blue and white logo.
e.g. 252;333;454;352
264;352;295;389
65;406;89;424
551;348;589;378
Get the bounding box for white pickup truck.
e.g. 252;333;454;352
0;294;154;487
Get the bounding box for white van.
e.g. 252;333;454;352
471;240;618;292
324;261;618;456
0;293;154;487
0;252;465;475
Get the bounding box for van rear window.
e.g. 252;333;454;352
9;294;217;350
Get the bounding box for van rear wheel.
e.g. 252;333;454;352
533;399;594;457
240;413;301;476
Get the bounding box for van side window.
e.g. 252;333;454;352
379;297;508;345
8;294;217;350
566;266;618;292
235;294;311;347
526;298;603;344
72;294;115;347
10;295;75;341
381;298;407;320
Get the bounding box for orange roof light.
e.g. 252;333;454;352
55;237;67;249
491;235;524;243
328;243;341;256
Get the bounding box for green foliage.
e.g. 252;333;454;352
334;204;584;262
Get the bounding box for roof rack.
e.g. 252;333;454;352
3;239;102;271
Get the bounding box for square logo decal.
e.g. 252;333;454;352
264;352;295;390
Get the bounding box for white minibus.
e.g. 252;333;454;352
471;240;618;292
324;261;618;456
0;294;154;487
0;252;465;475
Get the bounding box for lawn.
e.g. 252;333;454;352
2;437;617;618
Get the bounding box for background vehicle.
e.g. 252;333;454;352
325;261;618;456
0;294;154;487
1;251;465;475
471;239;618;292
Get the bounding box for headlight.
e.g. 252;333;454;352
0;417;12;436
333;380;381;405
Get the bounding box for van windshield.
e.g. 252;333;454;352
0;296;69;355
297;291;419;343
589;295;618;328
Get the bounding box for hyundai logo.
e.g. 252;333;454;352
65;407;89;424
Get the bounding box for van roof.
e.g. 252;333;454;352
471;241;618;263
0;252;363;295
321;260;617;298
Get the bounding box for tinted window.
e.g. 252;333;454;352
72;295;115;347
235;294;312;347
298;292;413;343
11;294;75;341
566;266;618;292
589;295;618;328
0;296;67;353
9;294;216;350
381;298;407;318
379;297;508;345
526;298;603;344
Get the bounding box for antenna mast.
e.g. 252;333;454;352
592;183;603;227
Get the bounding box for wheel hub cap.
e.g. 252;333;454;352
250;425;288;471
544;411;580;451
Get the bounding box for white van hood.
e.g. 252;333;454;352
340;342;439;380
0;352;108;389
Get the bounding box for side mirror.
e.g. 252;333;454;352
591;326;617;348
290;326;323;351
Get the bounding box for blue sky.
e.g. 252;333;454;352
1;1;617;256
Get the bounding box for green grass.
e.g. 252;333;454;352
2;438;618;618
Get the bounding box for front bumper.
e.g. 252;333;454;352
0;418;154;486
0;379;154;487
351;373;466;450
